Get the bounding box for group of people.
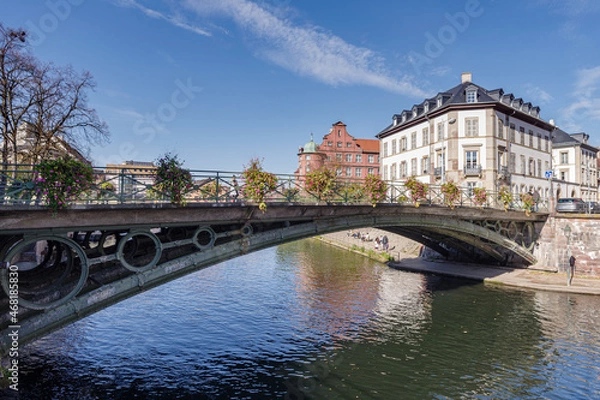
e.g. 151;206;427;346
348;230;389;251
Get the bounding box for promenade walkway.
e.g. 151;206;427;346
390;258;600;296
321;229;600;296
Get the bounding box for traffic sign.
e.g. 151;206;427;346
545;170;553;179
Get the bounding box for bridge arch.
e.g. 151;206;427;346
0;204;546;355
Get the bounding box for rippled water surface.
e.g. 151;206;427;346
13;239;600;399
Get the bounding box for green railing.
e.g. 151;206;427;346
0;164;548;212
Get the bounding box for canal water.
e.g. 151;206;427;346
13;239;600;399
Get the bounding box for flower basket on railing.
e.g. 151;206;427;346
363;174;387;207
339;182;364;203
304;167;337;203
34;157;94;212
472;187;487;209
154;153;193;206
241;158;278;212
499;186;513;211
441;180;461;210
404;176;428;207
520;192;534;216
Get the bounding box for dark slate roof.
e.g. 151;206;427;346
552;127;579;146
377;79;546;137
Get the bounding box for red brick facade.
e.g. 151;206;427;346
295;121;379;182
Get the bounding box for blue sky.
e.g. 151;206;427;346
3;0;600;173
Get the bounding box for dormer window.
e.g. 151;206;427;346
466;89;477;103
412;108;417;118
437;97;442;107
424;102;429;112
402;113;407;123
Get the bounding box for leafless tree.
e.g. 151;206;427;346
0;23;110;167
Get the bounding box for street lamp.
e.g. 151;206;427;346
587;161;591;214
563;223;572;286
441;117;457;184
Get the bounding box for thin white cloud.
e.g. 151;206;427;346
524;84;553;104
561;66;600;131
115;0;427;97
111;0;212;37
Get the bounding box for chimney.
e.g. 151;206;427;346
461;72;472;83
549;119;555;126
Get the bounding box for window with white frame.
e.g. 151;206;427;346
465;151;478;168
529;130;534;147
355;167;362;177
327;141;332;146
356;154;362;163
466;89;477;103
411;158;417;176
337;141;342;147
560;152;568;164
346;142;352;148
529;158;535;176
383;165;388;180
467;182;476;196
544;136;549;152
345;154;352;162
422;128;429;145
520;127;525;145
537;133;542;149
383;142;388;157
537;159;542;178
437;122;444;141
368;154;375;163
465;118;479;137
368;167;374;175
391;163;397;180
421;156;428;174
411;132;417;149
520;155;526;174
346;167;352;177
306;155;311;160
401;137;407;152
391;139;397;155
400;161;407;177
510;152;516;173
509;124;515;142
336;153;342;162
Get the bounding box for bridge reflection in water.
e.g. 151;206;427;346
0;167;548;356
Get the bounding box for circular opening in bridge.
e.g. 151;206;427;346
193;226;216;251
0;236;89;310
241;223;253;237
117;231;162;272
99;231;121;256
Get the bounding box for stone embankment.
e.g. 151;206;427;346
319;230;600;296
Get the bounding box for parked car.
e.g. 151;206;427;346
585;201;600;214
556;198;586;213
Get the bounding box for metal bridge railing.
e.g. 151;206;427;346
0;164;548;213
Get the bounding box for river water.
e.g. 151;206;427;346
12;239;600;399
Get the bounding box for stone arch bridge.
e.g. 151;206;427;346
0;203;547;355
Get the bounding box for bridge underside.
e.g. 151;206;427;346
0;204;547;355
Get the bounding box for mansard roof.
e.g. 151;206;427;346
378;76;549;138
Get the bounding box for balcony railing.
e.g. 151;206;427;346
463;164;482;176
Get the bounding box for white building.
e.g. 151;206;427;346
376;72;555;201
551;127;598;201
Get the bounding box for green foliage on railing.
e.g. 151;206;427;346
441;180;461;209
154;153;193;206
364;174;387;207
404;176;429;207
241;158;278;212
305;167;337;202
33;157;94;212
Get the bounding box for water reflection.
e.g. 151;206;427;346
10;239;600;400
